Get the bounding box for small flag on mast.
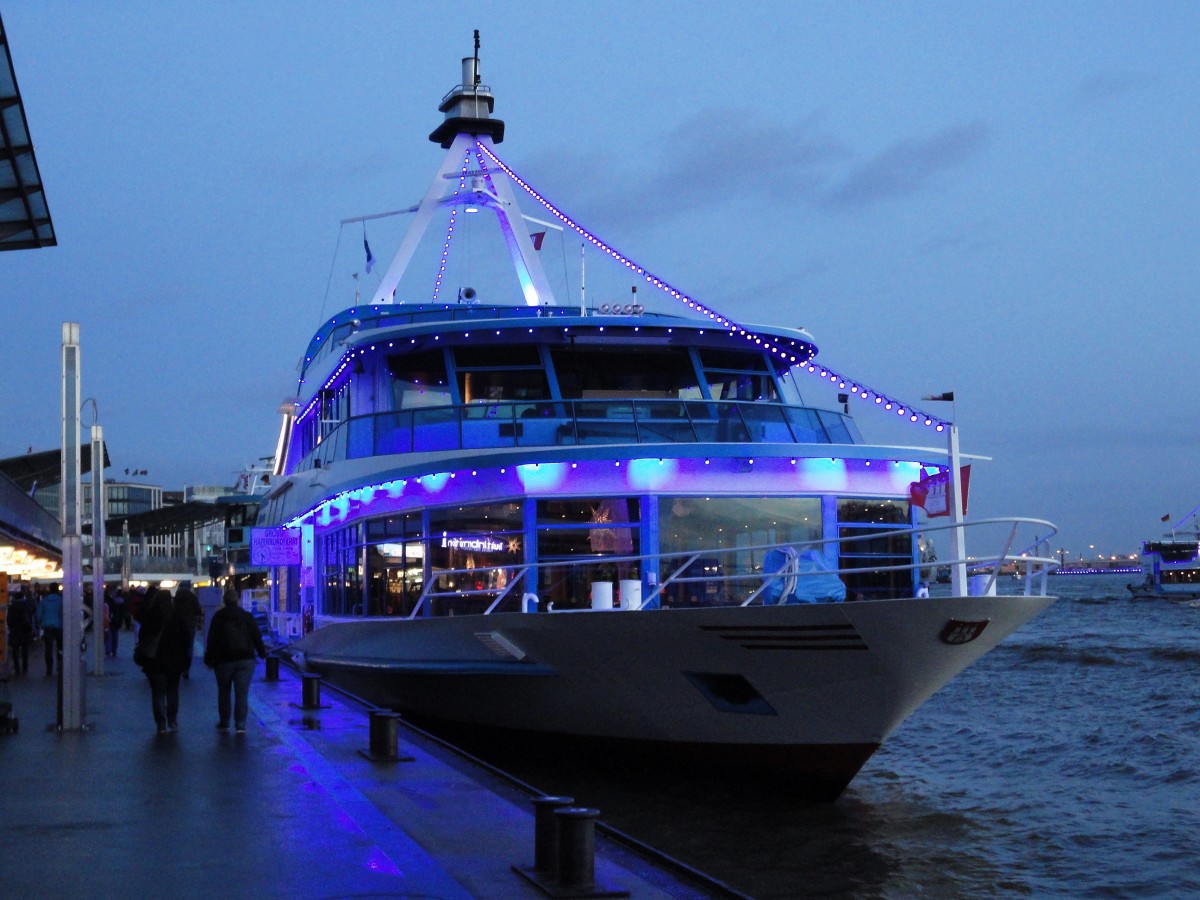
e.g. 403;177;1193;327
530;231;546;251
364;237;376;273
922;392;955;402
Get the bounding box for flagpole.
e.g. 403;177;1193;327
947;422;968;596
924;392;968;596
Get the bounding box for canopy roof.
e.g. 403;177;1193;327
0;12;56;251
0;444;111;494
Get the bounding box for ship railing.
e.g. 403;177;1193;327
296;399;861;471
393;516;1057;620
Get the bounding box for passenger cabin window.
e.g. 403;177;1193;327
697;348;779;402
550;346;701;399
388;350;452;409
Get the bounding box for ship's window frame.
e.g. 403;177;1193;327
835;498;915;601
451;344;551;407
695;347;779;402
387;348;453;410
548;345;704;400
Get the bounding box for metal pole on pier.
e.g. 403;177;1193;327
90;422;105;676
60;322;85;729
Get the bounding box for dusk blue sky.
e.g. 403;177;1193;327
3;2;1197;560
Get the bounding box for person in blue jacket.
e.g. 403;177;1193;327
34;586;64;677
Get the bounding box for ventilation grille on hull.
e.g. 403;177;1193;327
700;623;868;651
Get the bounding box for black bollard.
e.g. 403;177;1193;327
370;710;399;757
555;807;601;891
300;672;323;709
264;655;280;682
530;795;575;875
358;709;414;763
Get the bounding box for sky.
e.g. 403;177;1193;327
2;1;1197;560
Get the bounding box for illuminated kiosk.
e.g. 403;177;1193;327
256;39;1058;799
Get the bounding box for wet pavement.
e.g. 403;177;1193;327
0;635;728;899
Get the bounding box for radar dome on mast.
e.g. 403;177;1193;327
429;30;505;148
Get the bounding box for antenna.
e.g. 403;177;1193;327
473;30;481;85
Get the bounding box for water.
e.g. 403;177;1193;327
461;575;1200;897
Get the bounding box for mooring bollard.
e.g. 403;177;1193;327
369;709;402;758
264;655;280;682
300;672;322;709
554;806;601;891
530;795;575;876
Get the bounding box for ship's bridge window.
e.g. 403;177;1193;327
387;349;452;409
697;347;778;403
550;346;701;400
452;345;550;408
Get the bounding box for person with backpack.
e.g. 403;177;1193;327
203;586;267;734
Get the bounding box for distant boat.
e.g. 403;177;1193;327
258;38;1059;800
1128;533;1200;601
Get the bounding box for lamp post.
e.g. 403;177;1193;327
88;414;105;677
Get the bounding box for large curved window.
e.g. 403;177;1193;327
658;496;821;607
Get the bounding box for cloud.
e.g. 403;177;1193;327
821;121;991;208
520;108;848;232
1069;71;1154;110
509;113;990;235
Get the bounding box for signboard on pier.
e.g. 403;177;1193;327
250;527;302;566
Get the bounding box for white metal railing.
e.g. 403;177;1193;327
385;516;1059;621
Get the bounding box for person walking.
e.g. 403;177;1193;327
134;587;193;734
7;588;35;676
203;587;267;734
104;585;126;658
34;585;64;677
171;581;203;679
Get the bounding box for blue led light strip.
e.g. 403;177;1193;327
474;141;950;430
430;151;473;304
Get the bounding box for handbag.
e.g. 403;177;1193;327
133;629;163;667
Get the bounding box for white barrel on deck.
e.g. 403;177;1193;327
590;582;614;610
619;579;642;610
968;574;997;596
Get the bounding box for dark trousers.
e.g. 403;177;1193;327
214;658;256;728
105;624;120;657
9;639;30;674
41;627;63;674
146;670;182;729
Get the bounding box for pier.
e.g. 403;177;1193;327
0;643;730;899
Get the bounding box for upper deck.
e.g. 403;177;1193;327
284;303;862;476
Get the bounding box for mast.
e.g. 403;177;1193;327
371;34;557;307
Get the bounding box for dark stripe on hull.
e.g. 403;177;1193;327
309;662;879;802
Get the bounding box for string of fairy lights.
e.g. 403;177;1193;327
474;140;951;432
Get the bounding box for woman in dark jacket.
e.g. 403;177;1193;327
203;587;267;733
134;588;193;734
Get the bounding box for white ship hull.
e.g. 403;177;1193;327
292;593;1051;796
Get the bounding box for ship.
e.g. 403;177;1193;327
256;37;1058;799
